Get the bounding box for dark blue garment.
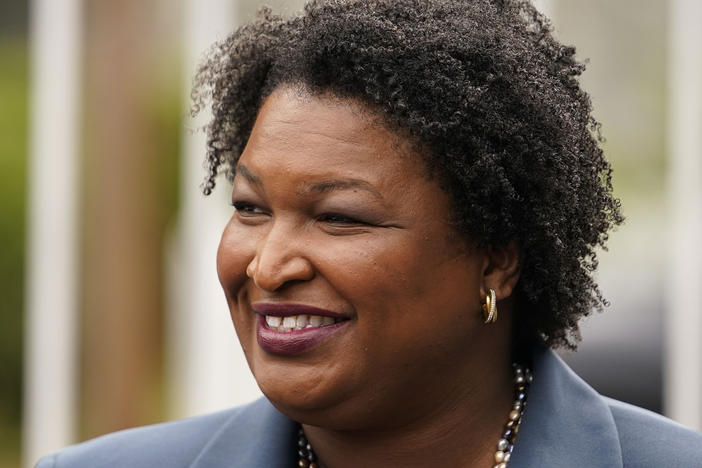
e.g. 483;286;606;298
36;350;702;467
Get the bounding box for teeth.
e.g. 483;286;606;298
265;314;342;333
296;315;309;329
309;315;322;327
266;316;282;327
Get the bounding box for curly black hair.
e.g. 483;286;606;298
191;0;623;349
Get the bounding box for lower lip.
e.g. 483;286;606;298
256;315;350;355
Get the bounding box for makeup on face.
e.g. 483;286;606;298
216;88;486;427
253;302;351;355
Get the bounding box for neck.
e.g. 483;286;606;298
302;315;515;468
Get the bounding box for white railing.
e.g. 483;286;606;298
664;0;702;431
23;0;82;466
167;0;261;421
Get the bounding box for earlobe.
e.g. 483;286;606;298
482;240;521;300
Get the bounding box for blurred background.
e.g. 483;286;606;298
1;0;701;467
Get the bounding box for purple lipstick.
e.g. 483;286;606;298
253;303;351;355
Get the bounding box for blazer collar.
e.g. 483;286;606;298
510;349;623;468
190;349;623;467
189;398;297;468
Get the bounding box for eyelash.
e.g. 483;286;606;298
231;201;266;215
231;202;367;226
317;213;366;225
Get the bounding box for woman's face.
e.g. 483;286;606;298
217;88;491;428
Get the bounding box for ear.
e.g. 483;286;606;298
481;240;521;301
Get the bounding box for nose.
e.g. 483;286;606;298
246;221;314;291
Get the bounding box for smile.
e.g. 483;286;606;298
264;314;343;332
252;303;352;355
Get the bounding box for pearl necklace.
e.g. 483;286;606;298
296;364;532;468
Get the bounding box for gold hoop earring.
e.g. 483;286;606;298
482;288;497;324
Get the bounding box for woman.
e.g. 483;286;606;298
38;0;702;467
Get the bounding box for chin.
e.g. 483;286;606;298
268;397;364;431
261;384;338;425
251;362;359;427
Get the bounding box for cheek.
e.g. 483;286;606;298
331;235;480;335
217;221;261;361
336;235;470;300
216;220;255;305
316;236;410;291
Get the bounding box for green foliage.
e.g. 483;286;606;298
144;54;183;227
0;37;27;468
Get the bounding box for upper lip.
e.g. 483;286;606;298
251;303;349;319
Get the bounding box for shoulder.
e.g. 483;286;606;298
604;397;702;465
35;398;273;468
517;349;702;468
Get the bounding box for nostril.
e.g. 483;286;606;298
247;230;315;291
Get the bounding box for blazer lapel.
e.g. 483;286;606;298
189;350;623;467
189;398;297;468
509;349;623;468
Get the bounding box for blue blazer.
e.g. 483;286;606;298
36;350;702;467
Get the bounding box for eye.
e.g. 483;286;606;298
317;213;367;226
231;201;268;216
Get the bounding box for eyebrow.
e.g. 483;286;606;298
306;179;383;199
235;165;262;186
235;164;383;199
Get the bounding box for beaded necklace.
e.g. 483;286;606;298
296;364;532;468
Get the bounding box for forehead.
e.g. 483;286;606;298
237;87;427;182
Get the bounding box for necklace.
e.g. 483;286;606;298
296;363;532;468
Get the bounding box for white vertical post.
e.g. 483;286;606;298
665;0;702;430
23;0;82;466
168;0;261;419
